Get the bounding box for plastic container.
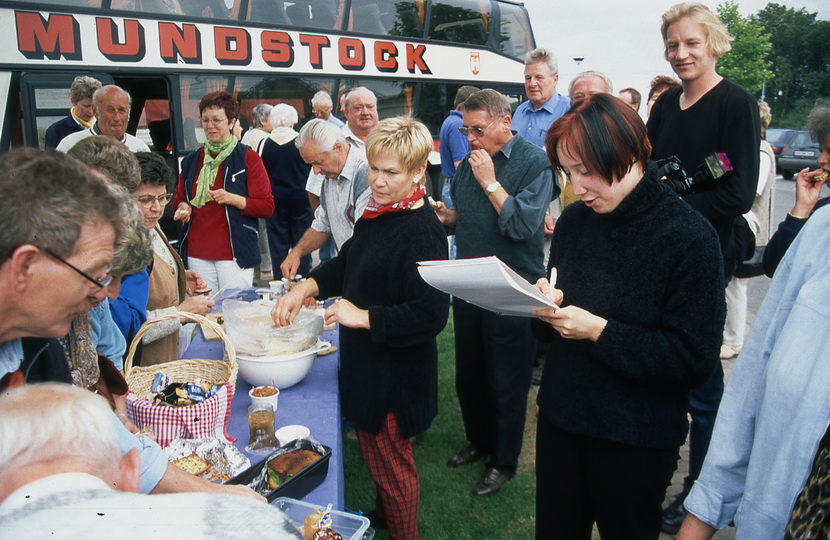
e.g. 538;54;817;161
271;497;370;540
223;300;322;357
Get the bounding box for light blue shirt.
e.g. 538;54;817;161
511;92;570;148
90;299;126;371
326;115;345;128
0;339;23;379
0;337;166;494
685;204;830;539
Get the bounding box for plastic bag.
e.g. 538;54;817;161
223;300;322;356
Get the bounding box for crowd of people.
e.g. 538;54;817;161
1;2;829;539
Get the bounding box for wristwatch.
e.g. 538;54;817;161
485;182;501;194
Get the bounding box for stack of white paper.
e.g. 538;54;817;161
417;256;558;317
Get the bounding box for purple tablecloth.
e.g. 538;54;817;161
182;290;344;508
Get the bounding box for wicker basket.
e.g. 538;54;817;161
124;311;237;396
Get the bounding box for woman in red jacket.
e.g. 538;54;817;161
174;91;274;292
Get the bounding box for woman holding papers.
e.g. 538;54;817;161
271;117;449;540
531;93;725;540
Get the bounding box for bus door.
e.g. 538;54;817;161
19;72;113;149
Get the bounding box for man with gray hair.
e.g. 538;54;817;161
0;383;302;539
568;70;614;104
436;89;557;498
241;103;273;150
279;119;369;279
312;90;344;128
512;48;570;148
44;76;102;149
56;85;150;152
341;86;379;148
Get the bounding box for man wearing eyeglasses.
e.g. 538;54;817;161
311;90;344;128
0;149;264;502
434;89;558;498
56;85;150;153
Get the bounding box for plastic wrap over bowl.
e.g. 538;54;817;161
236;340;332;389
223;300;322;357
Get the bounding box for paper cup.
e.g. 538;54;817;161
276;424;310;446
249;386;279;412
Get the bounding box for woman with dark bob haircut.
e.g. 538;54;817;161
531;93;726;539
173;91;274;292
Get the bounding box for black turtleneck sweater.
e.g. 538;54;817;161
536;162;726;450
310;199;450;438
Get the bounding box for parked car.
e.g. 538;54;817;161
766;128;797;168
778;130;821;180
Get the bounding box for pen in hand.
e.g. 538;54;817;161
549;267;557;288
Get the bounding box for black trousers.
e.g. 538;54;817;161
266;197;312;276
453;298;535;474
536;416;677;540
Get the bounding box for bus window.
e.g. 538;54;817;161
246;0;292;25
12;0;103;6
497;2;535;61
385;0;424;38
282;0;341;30
429;0;489;46
179;74;341;151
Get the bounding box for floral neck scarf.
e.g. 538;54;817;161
191;136;238;208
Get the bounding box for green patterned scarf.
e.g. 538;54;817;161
190;136;238;208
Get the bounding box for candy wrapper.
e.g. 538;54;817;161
246;436;326;495
166;437;250;483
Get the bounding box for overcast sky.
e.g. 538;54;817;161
520;0;829;104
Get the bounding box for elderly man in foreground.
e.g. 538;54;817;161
0;384;302;539
0;149;261;500
436;89;557;498
56;84;150;152
280;119;369;279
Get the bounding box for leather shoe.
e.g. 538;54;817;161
471;467;511;497
447;443;487;467
661;492;688;534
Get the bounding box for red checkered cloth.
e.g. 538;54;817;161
356;412;420;540
126;382;235;447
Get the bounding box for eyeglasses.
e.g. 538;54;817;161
458;117;500;137
136;193;174;208
39;247;113;288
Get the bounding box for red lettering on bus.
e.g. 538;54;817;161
406;44;431;75
338;38;365;71
15;11;81;61
96;18;145;62
215;26;251;66
299;34;330;70
261;31;293;68
374;41;398;73
158;22;202;65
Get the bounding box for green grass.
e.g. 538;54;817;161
343;310;539;539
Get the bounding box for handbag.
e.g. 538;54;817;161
90;353;129;410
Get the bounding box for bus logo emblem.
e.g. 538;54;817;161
470;52;480;75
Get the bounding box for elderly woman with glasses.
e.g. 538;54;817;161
173;91;274;293
129;152;215;366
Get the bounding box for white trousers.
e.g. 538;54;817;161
187;257;254;294
723;276;748;347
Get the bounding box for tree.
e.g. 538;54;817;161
716;1;772;94
752;3;828;127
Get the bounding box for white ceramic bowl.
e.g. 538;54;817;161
276;424;310;446
236;340;332;389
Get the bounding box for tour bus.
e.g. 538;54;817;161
0;0;536;195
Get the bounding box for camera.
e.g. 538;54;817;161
656;153;733;196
